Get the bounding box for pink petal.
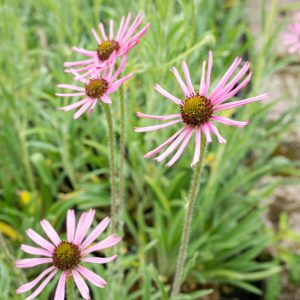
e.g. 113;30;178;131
64;58;94;67
110;55;128;82
199;60;206;95
81;255;118;264
191;126;201;167
136;112;182;120
56;84;85;92
55;92;85;97
25;270;57;300
20;244;52;257
89;100;97;113
213;93;268;112
74;209;95;246
40;220;61;247
67;209;76;243
77;265;106;288
16;266;56;294
135;119;183;132
73;101;92;119
155;127;190;162
211;115;249;127
107;72;135;94
203;50;213;96
54;272;67;300
80;217;110;250
109;19;114;40
81;234;121;255
171;67;189;97
72;269;90;300
144;127;185;158
99;22;108;41
154;84;183;105
181;61;195;95
116;16;125;40
100;95;112;104
58;97;90;112
16;258;53;269
26;229;55;251
72;47;96;57
207;122;227;143
201;123;212;143
117;13;132;41
91;28;101;44
125;23;150;48
120;13;142;43
166;128;194;167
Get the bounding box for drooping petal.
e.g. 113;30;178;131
77;265;106;288
16;266;56;294
54;272;67;300
81;234;121;255
213;93;268;112
58;98;90;112
20;244;53;257
72;270;90;300
25;270;57;300
81;255;118;264
40;220;61;247
26;229;55;251
80;217;110;250
135;119;182;132
191;126;201;167
73;101;92;119
16;258;53;269
201;123;212;143
211;115;249;127
207;122;227;143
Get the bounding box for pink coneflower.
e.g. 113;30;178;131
56;55;133;119
135;51;268;167
16;209;121;300
64;13;150;78
282;21;300;55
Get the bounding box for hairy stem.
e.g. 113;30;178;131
102;103;117;233
171;134;207;299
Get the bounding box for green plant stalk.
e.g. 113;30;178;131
118;84;126;233
102;103;117;233
67;278;74;300
171;134;207;299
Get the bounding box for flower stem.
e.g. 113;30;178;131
118;84;126;233
102;103;117;233
171;134;207;299
67;278;74;300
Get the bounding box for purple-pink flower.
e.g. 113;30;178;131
282;21;300;55
64;12;150;78
16;209;121;300
135;51;268;167
56;55;133;119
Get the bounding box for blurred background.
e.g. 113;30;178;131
0;0;300;299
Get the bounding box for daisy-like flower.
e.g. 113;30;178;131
135;51;268;167
282;21;300;55
64;12;150;78
16;209;121;300
56;55;133;119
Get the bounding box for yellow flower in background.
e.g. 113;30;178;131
205;153;216;167
0;222;21;240
18;190;31;206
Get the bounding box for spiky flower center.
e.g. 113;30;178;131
180;94;213;125
97;40;120;61
85;79;108;99
53;241;81;270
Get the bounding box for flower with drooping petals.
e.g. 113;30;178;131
282;21;300;55
16;209;121;300
64;12;150;78
135;51;268;167
57;55;133;119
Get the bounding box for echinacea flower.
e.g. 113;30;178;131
135;51;268;167
282;21;300;55
16;209;121;300
56;55;133;119
64;12;150;78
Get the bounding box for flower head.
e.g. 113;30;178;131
56;55;134;119
16;209;121;300
64;13;150;78
135;51;268;167
282;21;300;55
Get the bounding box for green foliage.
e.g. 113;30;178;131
0;0;299;299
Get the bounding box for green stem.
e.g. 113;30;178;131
67;278;74;300
102;103;117;233
118;85;126;233
171;134;207;299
